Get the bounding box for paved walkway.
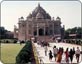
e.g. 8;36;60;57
34;42;82;64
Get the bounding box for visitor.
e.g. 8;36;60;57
56;48;62;63
61;47;64;55
65;48;69;64
49;50;53;61
75;47;80;63
69;49;74;63
41;41;44;47
72;47;75;55
44;46;48;56
37;41;39;45
53;46;58;61
72;47;75;60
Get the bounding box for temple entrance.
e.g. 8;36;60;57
39;28;44;36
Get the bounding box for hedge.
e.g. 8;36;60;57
16;40;34;64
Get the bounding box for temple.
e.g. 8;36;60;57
14;4;64;41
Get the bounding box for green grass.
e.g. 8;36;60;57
1;43;25;64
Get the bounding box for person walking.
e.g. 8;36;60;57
61;47;64;55
53;46;58;61
65;48;69;64
56;48;62;63
49;50;53;61
72;47;75;55
72;47;75;61
75;47;80;63
69;49;74;63
44;46;48;56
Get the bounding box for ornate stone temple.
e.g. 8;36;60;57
14;4;64;41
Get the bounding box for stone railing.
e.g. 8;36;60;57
32;43;39;64
32;42;44;64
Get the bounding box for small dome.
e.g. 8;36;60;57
56;16;61;21
20;16;24;19
19;16;24;21
56;16;60;19
36;12;44;19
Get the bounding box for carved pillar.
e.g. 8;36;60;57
37;24;39;37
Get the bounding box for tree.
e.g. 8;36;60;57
0;27;7;39
0;26;14;39
64;27;82;39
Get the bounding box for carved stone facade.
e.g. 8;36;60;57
14;4;63;41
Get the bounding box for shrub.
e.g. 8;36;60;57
6;40;10;43
16;51;30;64
0;40;1;43
16;40;33;64
20;40;25;44
13;40;17;43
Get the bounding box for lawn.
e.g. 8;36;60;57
1;43;25;64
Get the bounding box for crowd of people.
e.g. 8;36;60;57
37;41;81;64
48;46;81;64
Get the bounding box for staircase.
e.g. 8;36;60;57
37;36;53;42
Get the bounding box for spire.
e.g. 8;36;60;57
38;3;40;7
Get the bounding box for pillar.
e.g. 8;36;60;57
37;24;39;37
44;26;45;36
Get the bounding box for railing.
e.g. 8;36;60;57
32;42;44;64
32;43;39;64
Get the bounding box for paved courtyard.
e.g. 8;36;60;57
34;42;82;64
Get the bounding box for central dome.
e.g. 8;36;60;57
27;3;51;19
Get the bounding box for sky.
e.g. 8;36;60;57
1;0;81;31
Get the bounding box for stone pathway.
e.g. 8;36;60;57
34;42;82;64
